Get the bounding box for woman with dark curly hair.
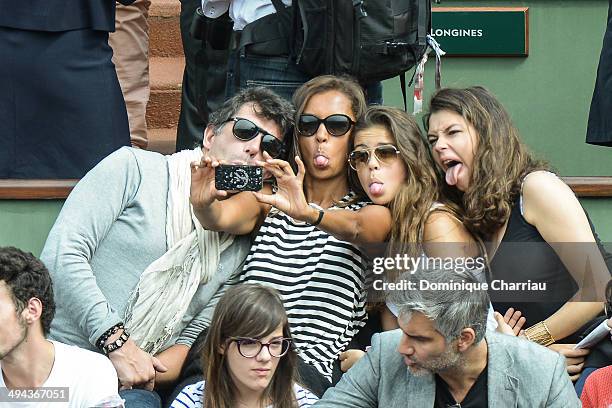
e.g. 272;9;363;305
425;86;612;380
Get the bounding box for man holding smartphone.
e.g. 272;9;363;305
40;87;293;406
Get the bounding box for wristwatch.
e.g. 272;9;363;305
307;203;325;226
103;330;130;355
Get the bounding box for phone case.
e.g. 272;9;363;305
215;165;263;191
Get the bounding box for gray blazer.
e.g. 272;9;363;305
314;330;581;407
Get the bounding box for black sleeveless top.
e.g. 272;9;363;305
489;199;576;334
489;198;612;342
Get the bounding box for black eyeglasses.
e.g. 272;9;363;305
297;114;355;137
348;145;400;170
227;117;285;158
230;337;293;358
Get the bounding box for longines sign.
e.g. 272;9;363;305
431;7;529;56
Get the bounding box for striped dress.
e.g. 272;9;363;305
240;197;369;380
170;381;318;408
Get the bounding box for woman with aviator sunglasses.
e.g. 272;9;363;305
348;105;482;268
336;106;507;371
170;283;317;408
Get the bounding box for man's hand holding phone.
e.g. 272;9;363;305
190;156;229;210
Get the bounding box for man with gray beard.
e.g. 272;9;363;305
313;267;580;407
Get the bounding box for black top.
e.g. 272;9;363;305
489;197;612;343
0;0;134;32
489;199;577;330
435;365;488;408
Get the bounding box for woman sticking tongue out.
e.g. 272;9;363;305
445;161;463;187
298;90;354;208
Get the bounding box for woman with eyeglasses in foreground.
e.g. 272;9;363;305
170;284;318;408
425;86;612;380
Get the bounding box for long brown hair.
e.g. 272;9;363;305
202;284;298;408
352;106;448;255
425;86;548;239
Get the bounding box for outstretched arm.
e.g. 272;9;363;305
254;156;391;245
190;156;269;235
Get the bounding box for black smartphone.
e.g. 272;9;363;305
215;165;263;191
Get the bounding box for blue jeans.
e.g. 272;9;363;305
119;389;162;408
225;52;383;105
574;366;599;397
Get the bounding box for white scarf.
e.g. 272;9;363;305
124;148;234;354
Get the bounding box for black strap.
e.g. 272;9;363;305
270;0;285;12
417;0;429;46
294;2;309;64
400;72;407;112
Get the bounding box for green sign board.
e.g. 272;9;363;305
431;7;529;57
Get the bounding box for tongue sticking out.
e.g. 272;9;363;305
369;182;384;196
445;163;463;186
314;155;329;167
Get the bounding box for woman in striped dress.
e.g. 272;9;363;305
192;76;392;386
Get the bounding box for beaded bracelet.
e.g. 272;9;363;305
103;330;130;355
96;323;125;350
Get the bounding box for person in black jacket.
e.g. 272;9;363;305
587;0;612;146
0;0;132;179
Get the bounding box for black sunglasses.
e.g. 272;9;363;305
297;114;355;137
228;117;285;158
348;145;400;170
229;337;293;358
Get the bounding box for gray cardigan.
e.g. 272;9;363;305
42;147;250;352
314;329;581;408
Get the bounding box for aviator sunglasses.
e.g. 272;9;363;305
297;114;355;137
348;145;401;170
229;337;293;358
228;117;285;158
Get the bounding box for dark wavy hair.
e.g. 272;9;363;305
202;284;299;408
425;86;549;238
0;247;55;335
